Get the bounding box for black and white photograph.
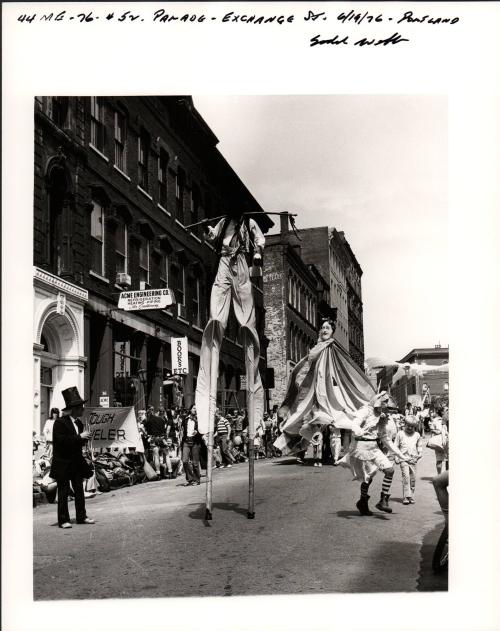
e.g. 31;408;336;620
3;3;500;631
30;93;449;599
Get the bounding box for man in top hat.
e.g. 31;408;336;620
50;387;95;529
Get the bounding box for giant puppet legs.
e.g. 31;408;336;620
195;253;264;519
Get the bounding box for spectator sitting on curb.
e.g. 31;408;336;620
163;438;182;479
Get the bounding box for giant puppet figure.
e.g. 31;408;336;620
275;318;376;456
275;318;409;515
193;207;266;520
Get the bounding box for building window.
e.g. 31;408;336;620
90;97;105;153
115;222;128;274
173;263;186;306
191;183;199;223
158;149;169;208
138;239;150;288
90;201;105;275
192;277;201;327
114;110;127;172
288;275;293;304
50;97;69;127
138;131;150;191
159;253;169;288
175;170;184;222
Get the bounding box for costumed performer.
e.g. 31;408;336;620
195;208;266;434
274;318;376;457
339;391;410;515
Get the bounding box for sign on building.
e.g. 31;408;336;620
118;288;175;311
240;376;247;390
171;337;188;375
99;396;110;408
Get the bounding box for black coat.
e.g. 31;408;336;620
50;416;92;481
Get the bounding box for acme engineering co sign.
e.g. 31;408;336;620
118;288;175;311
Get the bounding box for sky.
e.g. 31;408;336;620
194;95;448;362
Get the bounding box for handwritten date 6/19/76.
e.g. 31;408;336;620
310;32;409;47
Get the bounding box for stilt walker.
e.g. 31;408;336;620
204;342;219;520
245;331;256;518
192;208;266;520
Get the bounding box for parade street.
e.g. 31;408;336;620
33;447;446;600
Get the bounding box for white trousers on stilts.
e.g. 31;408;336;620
195;253;264;434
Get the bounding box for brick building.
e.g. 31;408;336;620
283;226;365;369
32;96;272;433
378;345;449;410
338;232;365;369
263;215;335;409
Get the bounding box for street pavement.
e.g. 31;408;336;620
33;446;447;600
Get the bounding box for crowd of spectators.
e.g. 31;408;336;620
33;403;284;503
33;400;448;504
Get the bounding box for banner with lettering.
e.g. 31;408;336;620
82;406;144;452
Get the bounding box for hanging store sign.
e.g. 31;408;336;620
171;337;189;375
118;288;175;311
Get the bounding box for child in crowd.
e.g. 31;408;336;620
310;424;323;467
394;416;423;504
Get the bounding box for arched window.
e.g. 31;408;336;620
46;161;71;275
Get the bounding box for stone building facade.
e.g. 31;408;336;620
32;96;272;432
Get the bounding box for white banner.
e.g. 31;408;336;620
82;406;144;452
171;337;189;375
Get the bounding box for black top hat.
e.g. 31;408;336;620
61;386;87;411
